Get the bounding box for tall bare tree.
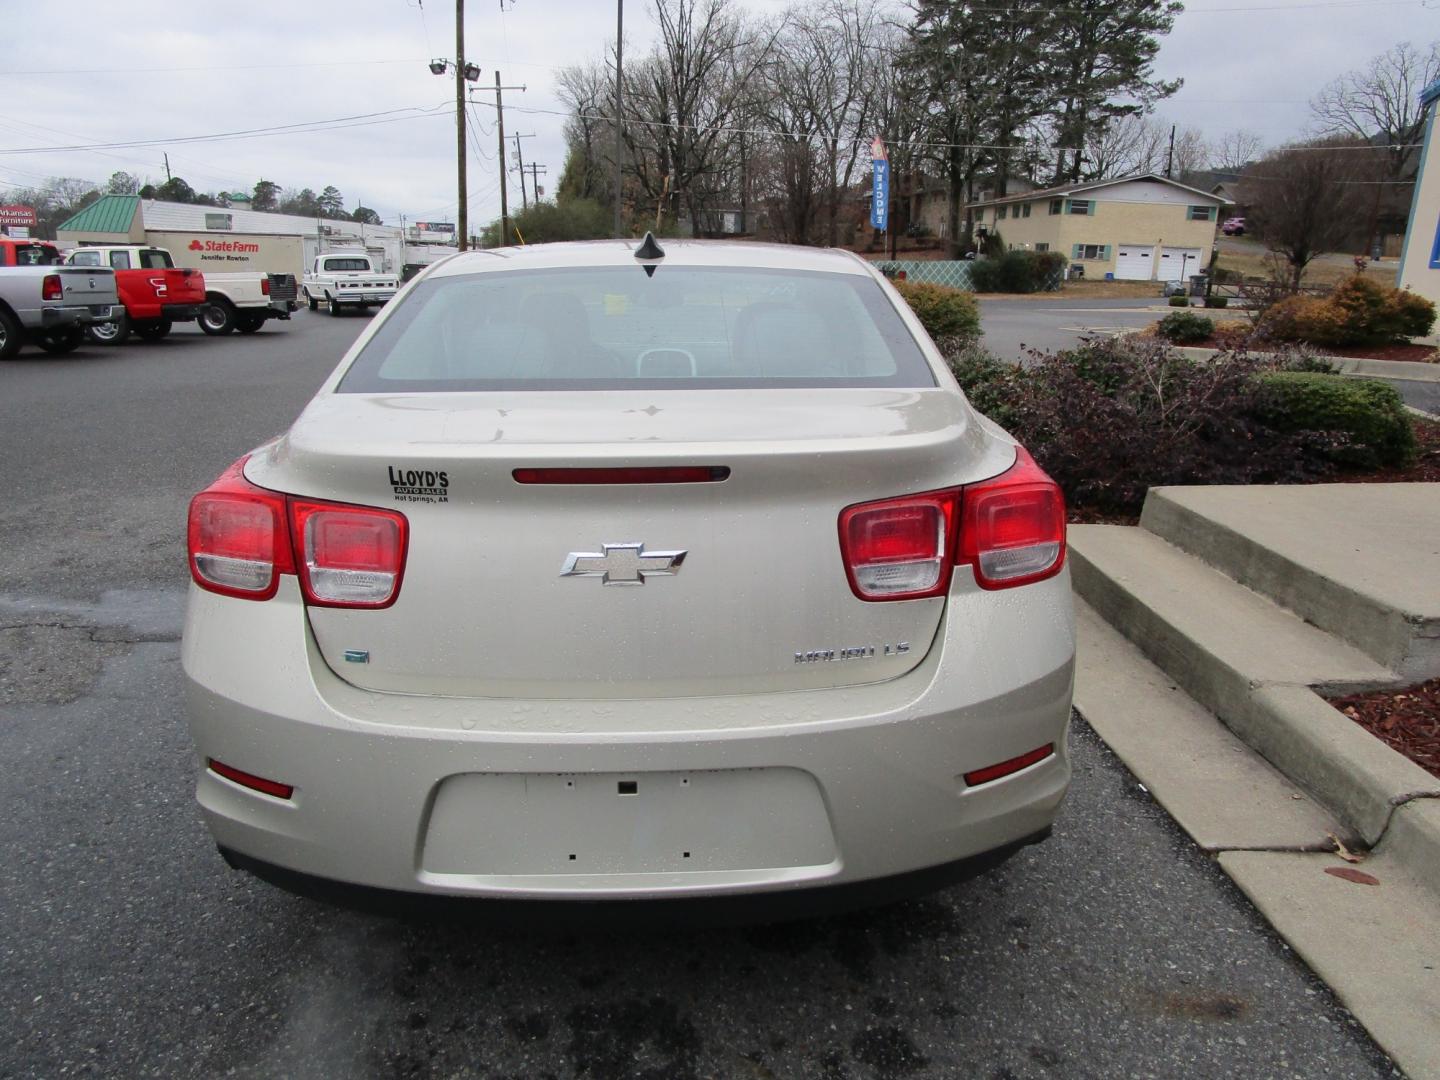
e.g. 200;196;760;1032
1083;116;1206;180
619;0;772;233
1311;40;1440;250
1236;137;1378;288
1209;130;1264;172
556;60;616;206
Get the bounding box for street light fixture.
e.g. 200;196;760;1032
426;35;482;250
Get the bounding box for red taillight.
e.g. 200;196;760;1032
963;744;1054;787
187;459;293;600
208;758;294;799
41;274;62;300
836;447;1064;602
839;490;958;601
291;499;407;608
957;447;1066;590
260;277;271;295
187;456;407;608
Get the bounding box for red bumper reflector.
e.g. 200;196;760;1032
207;759;294;800
963;744;1054;787
512;466;730;484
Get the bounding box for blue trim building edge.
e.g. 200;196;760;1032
1398;81;1440;282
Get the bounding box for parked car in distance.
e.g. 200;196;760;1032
0;238;119;358
301;251;399;316
184;237;1075;914
1221;216;1246;236
65;245;206;344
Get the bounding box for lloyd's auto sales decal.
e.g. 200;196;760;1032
387;466;449;504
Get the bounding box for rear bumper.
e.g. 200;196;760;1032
183;571;1075;903
39;304;116;328
218;828;1050;924
332;288;396;305
162;302;205;321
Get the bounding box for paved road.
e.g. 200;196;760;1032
0;313;1395;1079
978;297;1165;362
1384;376;1440;417
979;298;1438;416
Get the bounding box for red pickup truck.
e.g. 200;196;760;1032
64;245;206;344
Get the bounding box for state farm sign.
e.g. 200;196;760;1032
188;237;261;257
0;205;38;227
149;230;304;276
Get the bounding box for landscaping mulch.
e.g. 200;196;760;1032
1329;677;1440;781
1063;420;1439;522
1178;332;1436;363
1328;418;1440;485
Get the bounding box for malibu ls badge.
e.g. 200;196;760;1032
561;542;687;586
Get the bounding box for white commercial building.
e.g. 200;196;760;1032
57;195;455;280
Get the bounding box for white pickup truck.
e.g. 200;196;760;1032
301;252;399;316
65;244;299;336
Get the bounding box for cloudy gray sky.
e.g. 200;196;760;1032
1;0;1435;229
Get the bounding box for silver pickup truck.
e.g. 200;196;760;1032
0;239;119;360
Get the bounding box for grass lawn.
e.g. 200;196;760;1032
1213;240;1397;288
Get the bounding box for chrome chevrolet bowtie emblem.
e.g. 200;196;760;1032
560;542;687;586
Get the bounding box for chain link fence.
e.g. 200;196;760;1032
874;260;1064;293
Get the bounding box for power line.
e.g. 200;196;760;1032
504;102;1424;156
0;57;430;77
0;104;454;155
0;113;241;190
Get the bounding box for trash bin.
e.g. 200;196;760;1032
1104;272;1115;282
1188;273;1208;298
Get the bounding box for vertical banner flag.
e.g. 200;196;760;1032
870;136;889;231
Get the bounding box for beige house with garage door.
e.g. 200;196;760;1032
967;173;1225;281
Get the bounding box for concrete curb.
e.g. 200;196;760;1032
1070;528;1440;897
1235;684;1440;852
1378;799;1440;898
1174;345;1440;382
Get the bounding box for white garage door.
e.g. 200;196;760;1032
1159;247;1204;281
1113;245;1155;280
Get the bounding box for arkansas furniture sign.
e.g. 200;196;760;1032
0;205;38;227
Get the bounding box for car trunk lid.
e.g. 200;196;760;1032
247;389;1013;699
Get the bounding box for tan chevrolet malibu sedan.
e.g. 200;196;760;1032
182;237;1074;914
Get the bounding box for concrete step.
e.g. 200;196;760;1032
1070;525;1439;846
1073;600;1343;851
1069;524;1396;702
1140;484;1440;681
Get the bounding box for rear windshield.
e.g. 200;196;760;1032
338;266;934;392
5;243;62;266
324;257;372;272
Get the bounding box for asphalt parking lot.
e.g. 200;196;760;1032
0;312;1398;1079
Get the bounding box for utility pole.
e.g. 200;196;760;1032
1165;124;1176;180
470;75;526;247
163;153;171;182
522;163;547;204
455;0;468;250
612;0;624;236
510;131;537;209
